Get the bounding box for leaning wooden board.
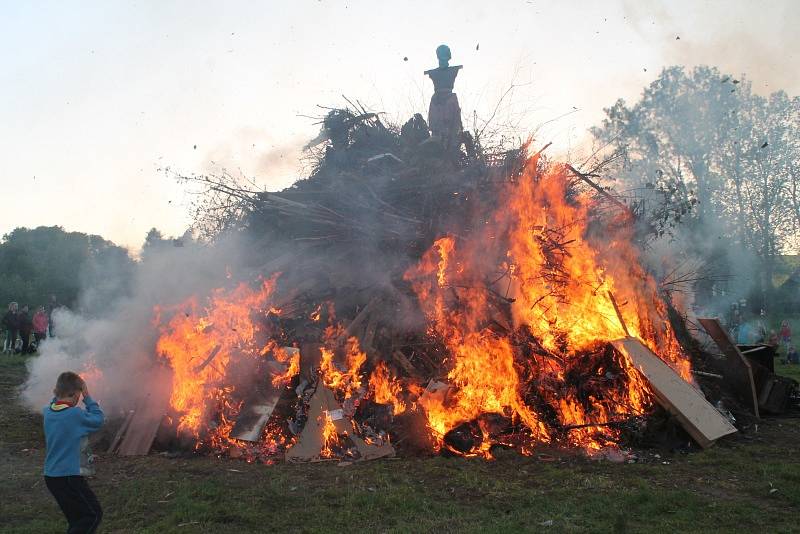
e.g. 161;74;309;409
117;366;171;456
611;337;737;448
697;317;760;418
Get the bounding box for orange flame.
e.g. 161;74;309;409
271;346;300;389
149;151;692;459
320;336;367;400
404;155;691;453
369;361;406;415
503;162;687;376
319;411;341;458
155;276;282;446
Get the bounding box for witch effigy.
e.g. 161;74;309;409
424;45;463;150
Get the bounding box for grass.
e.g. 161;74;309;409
2;354;800;533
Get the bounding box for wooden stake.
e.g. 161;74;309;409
607;291;630;337
194;345;222;373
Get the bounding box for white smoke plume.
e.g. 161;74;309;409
21;234;250;415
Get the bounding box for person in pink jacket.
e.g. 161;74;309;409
33;306;49;346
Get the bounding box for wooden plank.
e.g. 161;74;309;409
737;344;776;373
758;375;797;414
107;409;135;454
340;296;381;342
697;318;760;418
360;314;379;365
193;345;222;373
117;367;171;456
391;350;417;376
607;291;630;337
611;337;737;448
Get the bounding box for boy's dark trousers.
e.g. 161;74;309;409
44;475;103;534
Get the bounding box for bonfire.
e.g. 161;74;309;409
106;105;741;463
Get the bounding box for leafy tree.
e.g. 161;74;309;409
592;66;800;307
140;227;192;264
0;226;135;314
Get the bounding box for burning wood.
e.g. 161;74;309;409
131;95;741;463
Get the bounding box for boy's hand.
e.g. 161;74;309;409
81;382;90;399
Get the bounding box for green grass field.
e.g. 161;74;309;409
2;353;800;533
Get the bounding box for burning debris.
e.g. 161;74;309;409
107;47;752;464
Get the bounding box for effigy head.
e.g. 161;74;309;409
436;44;451;68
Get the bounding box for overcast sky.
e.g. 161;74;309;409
1;0;797;251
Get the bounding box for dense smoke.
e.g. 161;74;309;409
19;222;427;416
21;235;251;414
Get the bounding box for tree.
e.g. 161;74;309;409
592;66;800;308
719;90;799;289
0;226;135;314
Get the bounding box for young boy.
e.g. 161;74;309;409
43;371;105;533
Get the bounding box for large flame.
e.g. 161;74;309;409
319;411;342;459
149;152;692;459
155;279;279;435
404;156;690;453
154;276;295;457
320;336;367;400
503;162;686;373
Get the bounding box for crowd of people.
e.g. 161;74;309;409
2;296;58;354
727;301;797;364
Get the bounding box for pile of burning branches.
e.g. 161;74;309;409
141;107;719;463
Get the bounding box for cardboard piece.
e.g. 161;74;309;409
611;337;737;448
285;383;394;462
697;317;760;418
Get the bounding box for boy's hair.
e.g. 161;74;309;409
54;372;84;398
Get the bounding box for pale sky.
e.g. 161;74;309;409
1;0;797;251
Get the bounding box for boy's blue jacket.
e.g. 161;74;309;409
43;395;104;476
